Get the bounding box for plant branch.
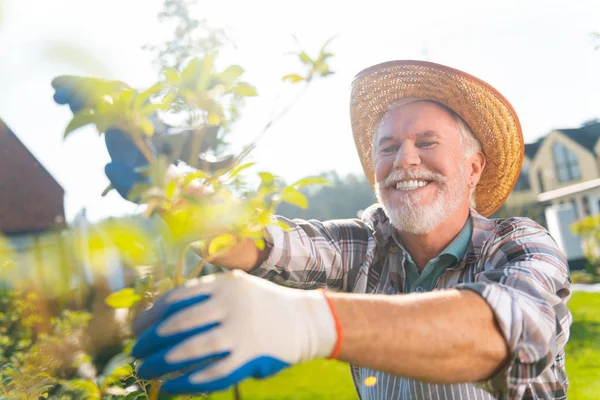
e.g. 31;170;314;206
149;380;161;400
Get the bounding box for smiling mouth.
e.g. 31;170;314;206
392;180;432;191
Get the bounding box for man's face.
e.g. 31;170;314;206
372;101;472;234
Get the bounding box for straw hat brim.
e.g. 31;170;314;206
350;60;524;217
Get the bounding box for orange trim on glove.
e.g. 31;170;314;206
318;289;344;359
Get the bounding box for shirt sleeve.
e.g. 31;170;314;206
454;217;572;396
248;215;376;292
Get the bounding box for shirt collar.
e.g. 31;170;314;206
391;215;472;265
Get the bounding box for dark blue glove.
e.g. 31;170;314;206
104;130;151;200
52;76;150;200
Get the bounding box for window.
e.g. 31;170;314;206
553;142;581;182
537;170;546;193
513;164;531;192
571;199;579;218
582;196;591;216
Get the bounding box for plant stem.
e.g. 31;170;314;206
130;131;156;163
190;253;217;278
149;380;162;400
175;243;193;286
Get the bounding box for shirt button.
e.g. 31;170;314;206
415;286;424;293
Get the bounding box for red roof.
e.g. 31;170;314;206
0;119;65;233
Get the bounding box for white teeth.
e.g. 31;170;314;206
395;180;429;190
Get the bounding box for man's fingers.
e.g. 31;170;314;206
131;313;218;360
161;353;290;394
136;329;230;380
105;129;149;168
51;75;79;90
131;289;211;338
104;162;145;200
160;356;241;395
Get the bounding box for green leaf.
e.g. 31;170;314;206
182;58;203;85
228;162;255;179
258;172;275;186
317;36;336;62
64;111;98;138
123;392;147;400
105;288;141;309
277;220;292;231
165;179;179;201
281;187;308;209
230;82;257;96
163;68;180;84
282;74;304;83
101;184;113;197
208;233;237;256
60;379;101;399
94;114;116;134
292;176;330;188
298;51;312;65
315;61;332;76
126;182;152;203
207;112;221;125
134;82;164;111
123;339;135;355
254;238;265;251
218;65;244;84
139;118;155;136
182;171;207;187
99;353;134;385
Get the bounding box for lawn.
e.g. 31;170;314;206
208;292;600;400
565;292;600;399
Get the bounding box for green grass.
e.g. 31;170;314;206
565;292;600;400
208;292;600;400
207;359;357;400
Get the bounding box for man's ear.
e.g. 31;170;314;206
469;151;486;185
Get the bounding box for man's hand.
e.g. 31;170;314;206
52;76;151;199
130;270;340;394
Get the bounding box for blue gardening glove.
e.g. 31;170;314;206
51;76;151;199
52;75;129;113
104;129;151;200
130;270;341;395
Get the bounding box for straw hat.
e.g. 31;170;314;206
350;60;524;217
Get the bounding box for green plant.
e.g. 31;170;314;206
571;215;600;279
0;1;336;399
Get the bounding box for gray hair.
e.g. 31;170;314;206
374;97;482;208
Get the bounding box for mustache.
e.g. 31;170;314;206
382;169;447;187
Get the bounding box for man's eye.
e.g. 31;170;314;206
417;141;436;148
381;145;398;153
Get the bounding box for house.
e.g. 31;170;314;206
0;118;65;234
504;120;600;216
1;118;68;291
502;120;600;268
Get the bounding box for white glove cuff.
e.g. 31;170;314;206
298;289;342;362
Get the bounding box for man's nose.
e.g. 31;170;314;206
393;143;421;169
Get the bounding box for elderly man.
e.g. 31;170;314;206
54;60;572;399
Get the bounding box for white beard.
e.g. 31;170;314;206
374;165;467;234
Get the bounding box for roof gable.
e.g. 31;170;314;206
524;138;543;160
556;121;600;151
0;118;65;233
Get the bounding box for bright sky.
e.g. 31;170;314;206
1;0;600;223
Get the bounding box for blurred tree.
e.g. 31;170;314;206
277;171;376;220
144;0;230;72
490;202;547;228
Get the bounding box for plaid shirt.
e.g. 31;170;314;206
251;204;572;400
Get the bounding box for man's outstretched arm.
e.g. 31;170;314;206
329;289;509;383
